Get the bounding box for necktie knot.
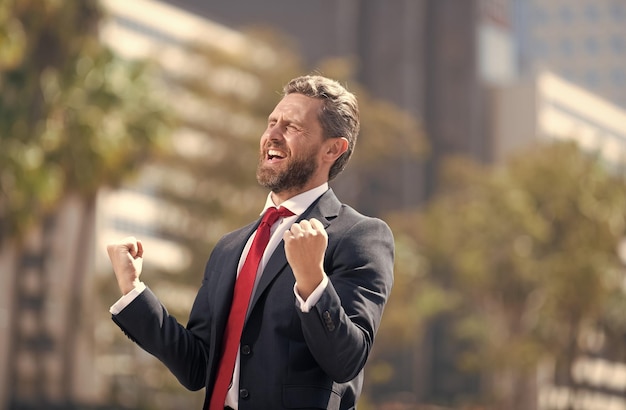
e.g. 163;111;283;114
261;206;294;228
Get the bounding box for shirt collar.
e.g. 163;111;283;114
261;183;328;217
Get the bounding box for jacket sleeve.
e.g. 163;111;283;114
111;281;212;391
297;216;394;382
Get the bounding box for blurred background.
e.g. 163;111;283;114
2;0;626;409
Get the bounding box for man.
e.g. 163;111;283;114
106;75;394;409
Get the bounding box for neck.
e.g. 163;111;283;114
270;180;328;206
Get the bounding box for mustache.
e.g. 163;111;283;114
264;141;287;150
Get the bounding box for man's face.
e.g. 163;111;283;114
256;93;326;195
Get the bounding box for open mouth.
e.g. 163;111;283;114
267;149;286;162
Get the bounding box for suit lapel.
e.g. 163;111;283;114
212;221;259;333
248;243;289;310
246;189;341;313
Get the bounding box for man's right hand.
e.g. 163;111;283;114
106;236;144;295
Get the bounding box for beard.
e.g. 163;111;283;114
256;148;318;194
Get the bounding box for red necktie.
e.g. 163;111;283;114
209;206;294;410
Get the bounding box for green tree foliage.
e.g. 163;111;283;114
0;0;171;241
378;141;626;409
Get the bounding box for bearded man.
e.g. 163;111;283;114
106;75;395;410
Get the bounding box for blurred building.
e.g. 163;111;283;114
1;196;101;409
492;70;626;169
512;0;626;109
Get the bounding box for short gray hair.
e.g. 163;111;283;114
283;75;360;180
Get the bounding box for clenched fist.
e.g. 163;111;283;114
283;218;327;300
106;236;144;295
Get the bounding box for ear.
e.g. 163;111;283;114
322;137;349;163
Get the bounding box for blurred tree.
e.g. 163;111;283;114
0;0;171;407
377;141;626;410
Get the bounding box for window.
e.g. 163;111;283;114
532;7;549;25
560;38;574;56
585;36;600;54
585;70;600;87
559;6;575;24
532;38;549;56
610;36;626;53
610;3;626;21
584;4;600;22
611;69;626;85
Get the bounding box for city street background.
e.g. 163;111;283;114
2;0;626;409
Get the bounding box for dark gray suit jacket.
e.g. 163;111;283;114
112;189;395;409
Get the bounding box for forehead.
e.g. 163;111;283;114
269;93;323;123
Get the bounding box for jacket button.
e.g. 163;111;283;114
239;388;249;399
323;311;335;331
241;345;251;355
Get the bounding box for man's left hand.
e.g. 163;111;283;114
284;218;327;300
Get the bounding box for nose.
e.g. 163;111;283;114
265;123;284;143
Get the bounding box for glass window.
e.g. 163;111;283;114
611;69;626;85
610;3;626;21
584;4;600;21
585;70;600;87
532;38;549;56
560;38;574;56
611;36;626;53
559;6;575;23
532;7;549;25
585;37;600;54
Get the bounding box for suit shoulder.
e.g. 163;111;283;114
334;203;393;239
338;203;391;225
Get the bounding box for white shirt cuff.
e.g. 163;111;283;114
294;275;328;313
109;282;146;315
